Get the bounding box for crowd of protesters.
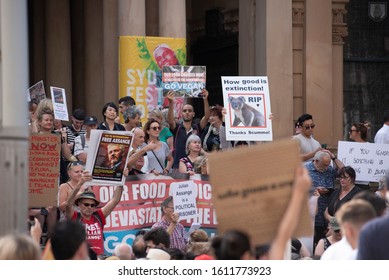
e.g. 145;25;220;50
1;94;388;260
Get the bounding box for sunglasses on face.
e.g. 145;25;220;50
183;109;193;113
334;229;340;233
83;203;96;208
150;126;161;131
303;124;315;129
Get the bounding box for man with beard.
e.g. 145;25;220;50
105;144;126;171
167;90;210;169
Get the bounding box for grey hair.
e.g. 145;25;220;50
123;105;142;121
161;196;173;215
185;134;201;155
313;151;331;162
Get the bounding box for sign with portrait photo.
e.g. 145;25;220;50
85;130;133;186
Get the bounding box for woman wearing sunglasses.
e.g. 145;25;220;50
143;119;173;175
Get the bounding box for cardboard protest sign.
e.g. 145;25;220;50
29;133;61;207
85;130;133;186
50;86;69;121
222;76;273;141
208;139;312;246
162;65;206;97
28;80;46;102
170;180;198;220
337;141;389;182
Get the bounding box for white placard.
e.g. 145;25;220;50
50;86;69;121
170;180;198;221
222;76;273;141
337;141;389;182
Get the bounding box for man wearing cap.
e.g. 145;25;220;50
74;116;98;164
66;108;87;152
65;171;123;256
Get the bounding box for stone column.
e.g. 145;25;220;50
332;0;349;144
45;0;73;111
0;0;29;235
159;0;186;37
119;0;146;36
84;0;104;116
243;0;293;139
305;0;333;145
103;0;119;104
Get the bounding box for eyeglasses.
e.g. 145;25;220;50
150;126;161;131
67;161;83;170
165;206;174;209
334;229;340;233
183;109;193;113
303;124;316;129
82;203;96;208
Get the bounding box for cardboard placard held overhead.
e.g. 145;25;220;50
208;139;312;246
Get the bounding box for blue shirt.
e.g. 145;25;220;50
306;162;338;227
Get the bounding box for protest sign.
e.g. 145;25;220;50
162;65;206;97
222;76;273;141
119;36;186;123
170;180;198;220
29;133;61;207
50;86;69;121
208;139;312;246
337;141;389;182
89;174;217;254
85;130;133;186
28;80;46;102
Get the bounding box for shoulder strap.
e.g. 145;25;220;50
92;211;103;227
151;150;165;170
80;134;86;149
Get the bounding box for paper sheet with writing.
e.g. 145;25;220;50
208;139;312;246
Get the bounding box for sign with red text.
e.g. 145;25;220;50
29;133;61;207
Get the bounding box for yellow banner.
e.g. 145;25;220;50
119;36;186;124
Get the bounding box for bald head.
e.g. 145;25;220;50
113;243;133;260
132;127;145;148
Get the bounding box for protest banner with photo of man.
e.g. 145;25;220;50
162;65;206;98
85;130;133;186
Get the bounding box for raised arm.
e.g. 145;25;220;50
126;141;158;170
166;91;177;131
199;89;210;130
102;185;123;217
65;171;92;219
269;166;312;260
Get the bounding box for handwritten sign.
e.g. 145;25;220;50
337;141;389;182
29;133;61;207
170;180;198;220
